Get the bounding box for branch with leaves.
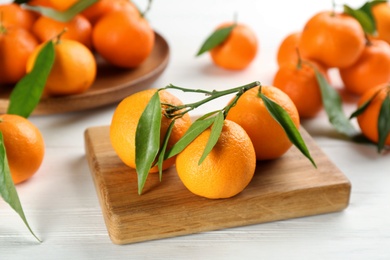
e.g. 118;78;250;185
135;81;316;194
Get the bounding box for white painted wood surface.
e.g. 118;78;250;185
1;0;390;259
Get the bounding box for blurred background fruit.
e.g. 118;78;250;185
209;22;258;70
26;38;96;96
299;11;365;68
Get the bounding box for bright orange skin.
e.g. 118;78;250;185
32;14;93;49
26;39;97;96
0;26;39;84
372;3;390;45
110;89;192;173
0;3;38;30
299;11;365;69
340;39;390;96
28;0;53;7
92;10;154;68
82;0;139;25
176;120;256;199
357;83;390;146
210;22;258;70
277;31;303;67
273;61;327;118
0;114;45;184
226;85;300;160
48;0;78;11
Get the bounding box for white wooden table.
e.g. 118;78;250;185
1;0;390;259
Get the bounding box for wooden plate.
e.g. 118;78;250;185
0;32;169;115
84;126;351;245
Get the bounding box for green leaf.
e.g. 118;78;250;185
135;92;162;195
349;88;381;119
165;117;214;159
259;93;316;168
22;0;98;22
344;4;376;34
198;112;224;165
314;69;358;137
377;94;390;152
0;132;41;242
156;119;175;181
196;24;235;56
7;41;55;118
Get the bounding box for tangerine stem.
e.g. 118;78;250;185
296;48;303;70
0;12;6;34
162;81;261;119
141;0;153;18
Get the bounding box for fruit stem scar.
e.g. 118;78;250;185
0;12;6;34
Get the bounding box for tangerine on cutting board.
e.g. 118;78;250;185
176;119;256;199
0;114;45;184
110;89;192;173
226;85;300;160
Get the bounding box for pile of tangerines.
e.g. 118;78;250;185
273;2;390;149
0;0;154;96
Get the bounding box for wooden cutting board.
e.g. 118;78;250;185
84;126;351;245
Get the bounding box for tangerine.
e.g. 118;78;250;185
339;39;390;96
26;38;96;96
357;83;390;146
0;3;37;30
48;0;78;11
299;11;365;68
372;2;390;45
82;0;139;25
276;31;303;67
226;85;300;160
92;10;154;68
272;60;327;118
209;22;258;70
32;14;93;48
176;119;256;199
0;25;39;85
0;114;45;184
110;89;192;172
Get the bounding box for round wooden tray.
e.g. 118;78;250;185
0;32;169;115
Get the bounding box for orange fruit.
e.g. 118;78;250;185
0;3;38;30
273;60;327;118
276;31;303;67
339;39;390;96
176;119;256;199
48;0;78;11
28;0;54;7
0;25;39;85
357;83;390;146
32;14;93;48
92;10;154;68
26;39;97;96
0;114;45;184
372;2;390;45
226;85;300;160
299;11;365;68
82;0;139;25
210;22;258;70
110;89;192;172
